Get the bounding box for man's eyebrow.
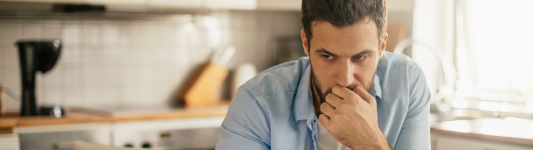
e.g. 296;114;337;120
351;49;374;57
315;49;338;57
316;48;374;57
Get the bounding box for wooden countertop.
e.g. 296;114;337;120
431;117;533;146
0;105;229;134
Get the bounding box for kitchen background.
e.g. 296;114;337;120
1;0;533;150
0;10;303;109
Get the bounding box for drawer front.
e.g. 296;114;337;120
436;135;533;150
19;130;110;150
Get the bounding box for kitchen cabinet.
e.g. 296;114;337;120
434;134;533;150
431;118;533;150
149;0;257;10
256;0;300;11
0;106;228;150
0;134;19;150
148;0;202;9
86;0;145;6
112;117;223;149
0;0;85;4
206;0;256;10
256;0;415;12
0;0;258;10
15;123;112;150
0;0;146;5
11;117;223;150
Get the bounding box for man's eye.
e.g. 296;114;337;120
354;55;367;60
322;55;335;60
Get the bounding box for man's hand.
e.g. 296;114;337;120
318;85;391;150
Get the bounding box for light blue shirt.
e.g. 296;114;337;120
216;52;431;150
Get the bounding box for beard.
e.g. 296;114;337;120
310;67;375;104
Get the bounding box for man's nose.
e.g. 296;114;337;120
334;60;355;87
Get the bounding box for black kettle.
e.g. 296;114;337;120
16;39;62;116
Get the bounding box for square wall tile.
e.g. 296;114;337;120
82;21;101;44
20;22;41;39
3;68;20;87
62;21;81;44
41;20;63;39
82;83;101;106
41;65;63;85
1;21;20;45
2;44;19;65
63;69;81;84
64;84;83;105
60;45;81;64
43;84;62;105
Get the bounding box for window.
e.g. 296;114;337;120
454;0;533;114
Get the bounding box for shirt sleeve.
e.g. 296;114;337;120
215;86;271;150
394;62;431;150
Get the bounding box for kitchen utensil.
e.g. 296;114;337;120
231;63;257;97
16;39;62;116
179;46;235;108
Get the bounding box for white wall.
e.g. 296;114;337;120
412;0;455;103
0;11;302;110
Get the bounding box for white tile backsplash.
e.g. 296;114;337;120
0;10;302;110
21;23;41;39
2;44;18;65
1;22;20;45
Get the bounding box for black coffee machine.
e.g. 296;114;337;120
16;40;62;116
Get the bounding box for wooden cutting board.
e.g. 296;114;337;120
179;61;228;108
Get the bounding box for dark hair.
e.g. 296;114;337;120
301;0;387;49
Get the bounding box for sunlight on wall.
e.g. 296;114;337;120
469;0;533;91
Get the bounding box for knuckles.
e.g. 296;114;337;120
325;93;335;101
320;102;328;110
338;103;351;110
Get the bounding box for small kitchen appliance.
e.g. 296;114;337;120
16;39;62;116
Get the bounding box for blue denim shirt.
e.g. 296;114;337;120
216;52;431;150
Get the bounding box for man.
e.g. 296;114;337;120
216;0;431;149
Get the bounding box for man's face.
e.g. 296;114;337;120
301;18;387;103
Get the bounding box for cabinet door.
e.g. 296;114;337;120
436;135;533;150
87;0;146;6
205;0;256;10
0;0;84;4
16;123;112;150
0;0;146;5
149;0;204;9
256;0;300;11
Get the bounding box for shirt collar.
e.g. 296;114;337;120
293;60;384;122
293;61;314;122
371;74;382;101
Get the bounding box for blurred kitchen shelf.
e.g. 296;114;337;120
0;104;228;134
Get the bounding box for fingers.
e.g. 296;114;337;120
320;102;335;116
332;86;360;104
354;85;375;104
331;86;355;101
318;114;330;126
325;93;342;108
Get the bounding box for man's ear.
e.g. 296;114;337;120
301;29;310;57
379;33;388;58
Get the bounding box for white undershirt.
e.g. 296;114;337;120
317;121;351;150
